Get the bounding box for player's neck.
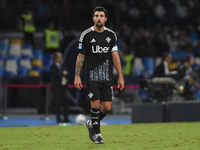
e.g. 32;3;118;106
93;25;104;33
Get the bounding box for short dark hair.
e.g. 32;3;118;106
183;54;192;63
53;52;60;61
92;6;108;18
162;52;170;61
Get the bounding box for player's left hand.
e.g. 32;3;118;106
118;76;124;91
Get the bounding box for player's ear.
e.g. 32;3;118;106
105;17;107;22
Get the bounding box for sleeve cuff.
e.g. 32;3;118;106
111;45;118;52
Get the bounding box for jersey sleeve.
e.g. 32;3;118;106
77;33;87;55
111;32;118;52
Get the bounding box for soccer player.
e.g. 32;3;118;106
74;6;124;144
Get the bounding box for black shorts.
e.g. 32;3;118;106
86;82;113;101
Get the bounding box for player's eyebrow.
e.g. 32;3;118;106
95;14;104;17
95;12;105;17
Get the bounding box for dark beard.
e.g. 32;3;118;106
96;23;103;28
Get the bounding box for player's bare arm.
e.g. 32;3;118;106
112;51;125;91
74;53;85;89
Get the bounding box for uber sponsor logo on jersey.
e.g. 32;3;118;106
78;43;82;49
92;45;109;53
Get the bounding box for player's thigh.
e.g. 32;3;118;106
100;82;113;101
86;82;100;101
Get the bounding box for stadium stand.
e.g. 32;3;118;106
0;65;4;76
9;55;20;65
1;0;200;116
0;53;6;65
0;43;9;54
18;66;29;77
11;38;22;47
29;70;40;77
0;37;50;78
32;59;43;75
20;59;32;70
0;60;3;66
9;43;21;57
21;48;33;60
143;58;155;76
43;54;53;72
133;57;144;76
5;59;18;76
33;49;44;60
23;43;33;49
155;57;162;66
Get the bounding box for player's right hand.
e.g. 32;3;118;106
74;76;83;89
118;75;125;91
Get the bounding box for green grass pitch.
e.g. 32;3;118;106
0;122;200;150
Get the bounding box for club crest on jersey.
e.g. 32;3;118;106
88;92;93;98
92;45;109;53
106;37;111;43
78;43;82;49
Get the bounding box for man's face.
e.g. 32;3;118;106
49;23;54;30
189;56;194;66
93;11;107;28
165;54;172;63
56;53;62;63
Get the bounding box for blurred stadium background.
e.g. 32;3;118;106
0;0;200;126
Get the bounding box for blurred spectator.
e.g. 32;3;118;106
187;23;198;43
119;0;128;24
155;35;169;57
170;25;180;51
154;0;166;20
163;26;172;47
175;1;188;19
178;29;188;47
0;0;200;74
44;22;60;54
194;40;200;57
37;0;51;29
144;37;156;57
171;45;186;62
21;9;36;47
123;50;134;76
63;28;76;51
185;45;195;57
0;0;199;33
134;28;146;58
154;24;163;37
60;0;72;28
180;55;199;100
153;52;177;77
119;23;132;54
58;25;65;53
128;2;141;27
50;52;70;123
171;25;180;40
